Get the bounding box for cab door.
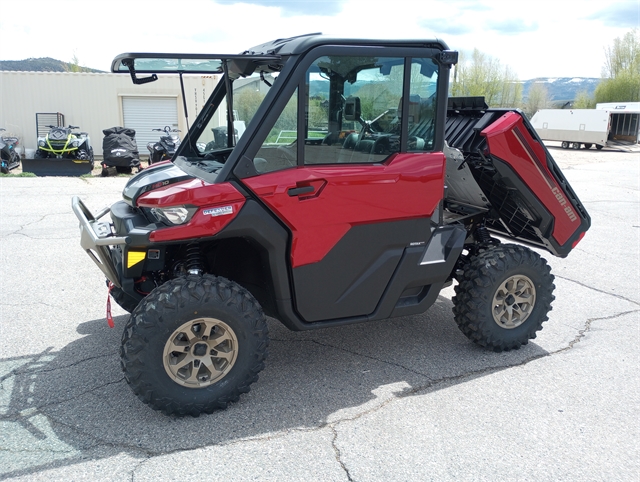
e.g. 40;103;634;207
242;53;446;322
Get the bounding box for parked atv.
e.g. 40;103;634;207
35;125;93;162
101;126;142;176
0;128;21;174
24;125;94;176
72;35;590;417
147;126;180;164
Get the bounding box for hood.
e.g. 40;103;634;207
123;162;194;206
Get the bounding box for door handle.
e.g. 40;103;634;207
287;186;315;196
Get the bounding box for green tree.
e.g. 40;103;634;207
524;81;550;117
595;29;640;103
573;90;596;109
450;49;521;107
234;89;265;125
63;53;90;73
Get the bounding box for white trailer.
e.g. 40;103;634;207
530;109;609;150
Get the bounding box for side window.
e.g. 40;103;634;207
254;88;298;173
405;58;438;152
304;56;405;165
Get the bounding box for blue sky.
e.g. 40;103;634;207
1;0;637;79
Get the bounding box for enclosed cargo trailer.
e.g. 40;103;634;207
530;109;609;149
531;106;640;149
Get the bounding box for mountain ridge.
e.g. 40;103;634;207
0;57;104;73
1;57;601;102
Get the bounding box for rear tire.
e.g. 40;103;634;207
561;141;569;149
452;244;555;352
120;275;269;416
584;143;592;149
572;142;580;149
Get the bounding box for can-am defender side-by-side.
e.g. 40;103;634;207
72;34;590;416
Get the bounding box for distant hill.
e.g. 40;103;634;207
1;58;601;102
311;76;601;106
0;57;103;73
521;77;601;104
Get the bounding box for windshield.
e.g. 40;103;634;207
193;72;276;155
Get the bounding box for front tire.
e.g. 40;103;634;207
109;283;140;313
452;244;555;352
120;275;269;416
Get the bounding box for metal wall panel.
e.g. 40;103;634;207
0;71;219;154
122;97;178;156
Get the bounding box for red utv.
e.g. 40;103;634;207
72;34;589;416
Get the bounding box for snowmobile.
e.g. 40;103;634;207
0;128;21;174
147;126;181;164
101;126;142;176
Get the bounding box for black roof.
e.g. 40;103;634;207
111;33;451;76
242;33;449;56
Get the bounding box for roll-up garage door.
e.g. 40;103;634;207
122;97;179;155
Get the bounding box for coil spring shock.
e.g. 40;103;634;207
475;224;492;245
185;242;203;276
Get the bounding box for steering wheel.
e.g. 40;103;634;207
357;109;390;142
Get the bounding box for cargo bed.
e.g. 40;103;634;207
444;98;590;257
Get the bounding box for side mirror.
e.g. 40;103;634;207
344;96;361;122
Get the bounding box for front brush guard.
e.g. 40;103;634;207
72;196;128;288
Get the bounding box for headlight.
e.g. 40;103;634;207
38;140;45;147
150;206;196;225
72;140;81;147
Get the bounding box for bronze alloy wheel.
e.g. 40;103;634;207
163;317;239;388
491;274;536;329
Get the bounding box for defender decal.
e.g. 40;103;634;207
203;205;234;217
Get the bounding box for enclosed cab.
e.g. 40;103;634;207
72;34;589;416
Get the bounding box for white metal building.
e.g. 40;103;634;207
0;71;220;157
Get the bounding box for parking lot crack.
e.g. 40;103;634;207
269;337;433;379
302;309;640;430
555;274;640;306
553;309;639;354
0;377;126;422
330;425;355;481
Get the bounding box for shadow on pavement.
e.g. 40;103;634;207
0;296;549;479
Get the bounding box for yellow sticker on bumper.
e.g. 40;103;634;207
127;251;146;268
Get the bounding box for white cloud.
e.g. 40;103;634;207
0;0;635;79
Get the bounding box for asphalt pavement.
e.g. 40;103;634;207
0;145;638;481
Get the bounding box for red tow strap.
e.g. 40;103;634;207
106;282;115;328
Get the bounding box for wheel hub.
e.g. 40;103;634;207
491;275;536;329
163;318;238;388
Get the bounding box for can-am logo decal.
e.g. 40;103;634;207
203;206;233;217
551;187;578;222
512;128;579;224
